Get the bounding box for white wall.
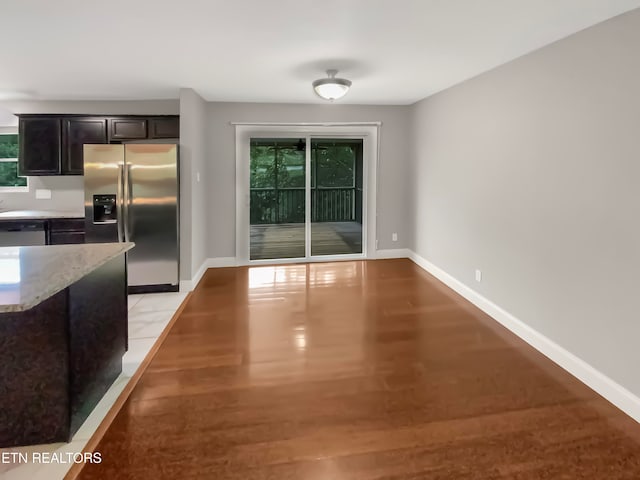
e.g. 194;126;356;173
179;89;208;281
205;102;412;259
410;9;640;395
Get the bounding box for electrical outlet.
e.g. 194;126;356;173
392;233;398;242
475;269;482;282
196;172;201;182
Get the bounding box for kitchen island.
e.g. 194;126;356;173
0;242;133;448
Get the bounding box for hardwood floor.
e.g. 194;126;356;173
75;259;640;479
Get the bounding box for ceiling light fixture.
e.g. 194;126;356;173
312;70;352;101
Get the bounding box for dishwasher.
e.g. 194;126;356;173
0;221;47;247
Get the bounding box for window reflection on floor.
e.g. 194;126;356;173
246;262;366;382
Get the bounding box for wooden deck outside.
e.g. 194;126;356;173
250;221;363;260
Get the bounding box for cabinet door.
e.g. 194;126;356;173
19;117;62;175
48;231;85;245
63;118;107;175
47;218;85;245
109;118;147;140
48;218;85;231
149;117;179;139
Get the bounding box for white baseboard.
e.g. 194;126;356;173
207;257;237;268
180;257;237;291
408;250;640;424
376;248;411;259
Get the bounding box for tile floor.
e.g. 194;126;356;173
1;291;188;480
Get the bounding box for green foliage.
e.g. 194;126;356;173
250;144;306;223
0;162;27;187
0;135;26;188
250;145;305;189
0;134;19;159
249;140;360;224
313;146;355;187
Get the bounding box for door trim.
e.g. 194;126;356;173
235;124;379;265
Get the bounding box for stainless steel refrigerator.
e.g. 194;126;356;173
83;144;179;292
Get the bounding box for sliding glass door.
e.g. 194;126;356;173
310;139;363;256
249;136;364;262
249;138;306;260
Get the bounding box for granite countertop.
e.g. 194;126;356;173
0;242;134;313
0;210;85;220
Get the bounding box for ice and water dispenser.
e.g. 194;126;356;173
93;194;117;223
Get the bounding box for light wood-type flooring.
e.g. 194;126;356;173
75;259;640;479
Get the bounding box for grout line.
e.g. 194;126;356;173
127;294;145;311
63;291;193;480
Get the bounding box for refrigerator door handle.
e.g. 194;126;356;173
116;164;125;243
123;163;132;242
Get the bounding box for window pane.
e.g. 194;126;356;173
311;138;363;257
314;145;355;188
0;134;19;159
250;145;275;188
250;139;306;260
277;147;305;188
0;161;27;187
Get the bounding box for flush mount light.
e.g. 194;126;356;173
312;70;352;101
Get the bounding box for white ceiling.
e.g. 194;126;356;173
1;0;639;105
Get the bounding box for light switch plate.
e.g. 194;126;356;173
35;189;52;200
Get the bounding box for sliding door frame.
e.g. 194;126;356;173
235;123;379;265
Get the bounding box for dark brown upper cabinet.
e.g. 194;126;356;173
109;118;147;140
18;115;179;175
19;117;62;175
63;118;108;175
149;117;180;139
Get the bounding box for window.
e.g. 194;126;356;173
312;143;356;188
0;134;28;191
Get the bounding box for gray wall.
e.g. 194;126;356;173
410;9;640;395
1;121;83;213
0;176;85;213
0;100;180;213
179;89;208;281
205;102;412;259
0;100;179;124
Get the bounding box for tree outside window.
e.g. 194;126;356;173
0;134;27;190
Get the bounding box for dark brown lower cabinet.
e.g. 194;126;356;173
47;218;85;245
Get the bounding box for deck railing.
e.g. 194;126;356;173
250;187;357;224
